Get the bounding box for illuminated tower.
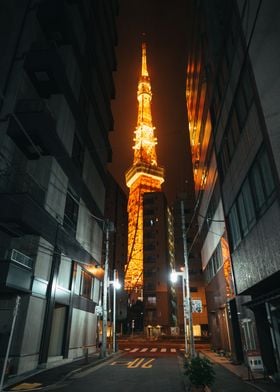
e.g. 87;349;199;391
125;42;164;295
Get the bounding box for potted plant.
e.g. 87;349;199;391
184;355;215;391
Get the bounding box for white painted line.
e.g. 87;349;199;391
160;348;167;352
150;348;157;352
140;348;149;352
130;348;139;352
171;348;176;352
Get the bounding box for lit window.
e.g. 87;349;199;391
228;204;241;249
147;296;156;305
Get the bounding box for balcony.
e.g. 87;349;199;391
7;99;56;159
0;249;33;293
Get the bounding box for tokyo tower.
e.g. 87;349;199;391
125;42;164;296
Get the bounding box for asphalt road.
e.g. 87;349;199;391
53;350;186;392
6;339;269;392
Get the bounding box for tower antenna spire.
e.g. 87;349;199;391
124;41;164;296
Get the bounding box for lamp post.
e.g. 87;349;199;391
109;269;121;353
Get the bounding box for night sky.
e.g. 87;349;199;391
109;0;193;204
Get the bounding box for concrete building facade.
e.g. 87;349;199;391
186;0;280;375
0;0;118;377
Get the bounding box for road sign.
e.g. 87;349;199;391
95;305;103;316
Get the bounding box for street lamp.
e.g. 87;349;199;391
109;269;121;353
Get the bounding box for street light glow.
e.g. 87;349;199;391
170;270;178;283
113;280;121;290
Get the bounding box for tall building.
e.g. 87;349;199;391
186;0;236;359
142;192;177;335
0;0;117;377
125;43;164;298
186;0;280;375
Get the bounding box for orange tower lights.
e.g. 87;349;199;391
125;43;164;296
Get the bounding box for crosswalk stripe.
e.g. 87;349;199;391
124;347;180;353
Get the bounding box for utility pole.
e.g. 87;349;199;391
181;200;195;357
112;269;117;353
101;220;114;358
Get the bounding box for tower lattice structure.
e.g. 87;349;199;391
125;42;164;294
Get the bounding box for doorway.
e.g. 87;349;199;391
48;303;67;358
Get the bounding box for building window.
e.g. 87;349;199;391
80;270;92;299
143;197;154;205
64;189;79;233
147;296;156;305
228;204;241;249
72;133;84;174
144;231;156;239
251;164;266;212
145;255;156;263
144;242;156;251
237;179;255;236
259;151;275;199
205;242;223;283
147;310;156;322
144;208;155;216
79;87;89;120
228;148;276;250
235;88;247;129
145;281;156;291
218;61;255;179
145;268;156;278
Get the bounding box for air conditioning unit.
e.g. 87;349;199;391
9;249;33;269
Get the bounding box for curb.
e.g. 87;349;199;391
3;352;124;392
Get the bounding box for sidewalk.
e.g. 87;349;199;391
3;351;122;391
200;349;280;392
